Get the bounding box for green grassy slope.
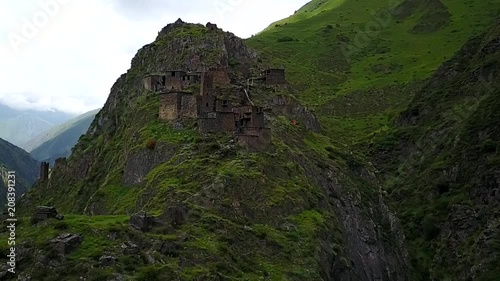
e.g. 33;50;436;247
28;108;100;164
368;21;500;280
247;0;500;144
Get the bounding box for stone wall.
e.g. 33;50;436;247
215;100;233;113
159;93;179;121
198;112;236;133
40;162;49;181
201;72;214;95
251;109;265;127
198;116;219;133
180;95;197;118
235;127;271;151
264;69;286;85
199;94;216;114
165;74;184;91
143;75;163;91
210;69;231;87
220;112;236;131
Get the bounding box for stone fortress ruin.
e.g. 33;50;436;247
143;67;286;150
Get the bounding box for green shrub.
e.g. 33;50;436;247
481;139;497;153
53;221;69;230
146;139;157;150
422;214;440;240
277;36;294;43
436;181;450;194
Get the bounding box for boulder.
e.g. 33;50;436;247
121;241;139;255
99;255;117;267
50;233;82;255
130;211;155;232
159;241;180;257
161;204;189;227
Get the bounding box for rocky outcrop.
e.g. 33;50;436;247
121;241;140;255
271;95;321;132
296;155;411;281
50;233;83;255
99;255;117;267
123;142;176;186
130;211;155;232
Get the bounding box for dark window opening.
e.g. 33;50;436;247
171;72;175;77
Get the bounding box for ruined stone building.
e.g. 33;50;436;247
233;105;271;151
248;68;286;86
262;69;286;85
144;71;200;92
40;162;49;181
159;91;197;121
143;68;283;150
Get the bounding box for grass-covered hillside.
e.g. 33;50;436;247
247;0;500;144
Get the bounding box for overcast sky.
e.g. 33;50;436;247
0;0;308;115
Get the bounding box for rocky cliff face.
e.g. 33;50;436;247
14;20;411;280
370;21;500;280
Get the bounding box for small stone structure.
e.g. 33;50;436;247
206;22;218;31
159;91;197;121
143;66;280;150
54;157;67;167
31;206;64;224
143;74;165;92
262;69;286;85
40;162;49;181
248;68;287;86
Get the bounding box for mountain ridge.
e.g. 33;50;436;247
0;138;38;207
27;108;100;165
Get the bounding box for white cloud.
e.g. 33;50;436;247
0;0;308;114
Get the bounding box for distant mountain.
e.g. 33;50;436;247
0;104;75;149
29;109;100;165
0;104;74;125
0;138;38;207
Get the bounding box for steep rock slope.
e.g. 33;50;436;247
370;20;500;280
0;138;38;207
13;20;410;280
28;108;100;165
